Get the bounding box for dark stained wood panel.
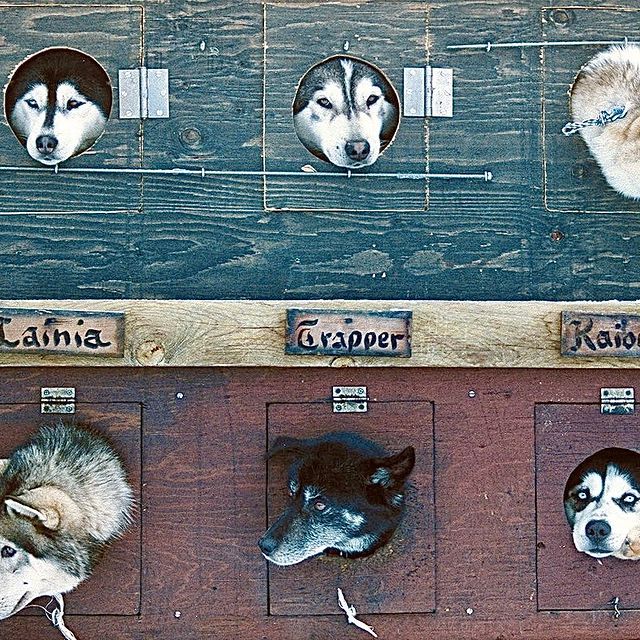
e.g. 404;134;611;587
0;4;143;214
263;1;428;211
542;6;640;213
267;400;435;615
0;402;142;615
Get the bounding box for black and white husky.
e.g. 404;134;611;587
564;448;640;560
293;56;400;169
4;47;112;165
259;432;415;566
0;423;133;619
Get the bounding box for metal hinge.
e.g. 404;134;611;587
41;387;76;415
119;68;170;119
600;388;634;415
403;66;453;118
332;386;368;413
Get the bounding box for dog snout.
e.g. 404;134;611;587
345;139;370;161
36;135;59;155
258;534;279;557
585;519;612;542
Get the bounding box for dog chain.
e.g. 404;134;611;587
337;588;378;638
610;596;622;620
47;594;79;640
562;105;628;136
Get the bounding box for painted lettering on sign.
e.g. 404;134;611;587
0;310;124;357
561;312;640;357
286;309;411;357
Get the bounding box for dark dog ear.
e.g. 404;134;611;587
267;436;311;460
368;446;415;487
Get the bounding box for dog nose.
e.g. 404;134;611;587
36;135;58;155
345;139;370;161
585;519;611;542
258;535;278;556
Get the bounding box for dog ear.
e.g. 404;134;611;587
368;446;416;487
267;436;311;460
4;495;61;530
0;459;8;475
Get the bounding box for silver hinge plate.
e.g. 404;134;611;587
600;387;634;414
332;386;368;413
119;68;169;119
403;66;453;118
41;387;76;414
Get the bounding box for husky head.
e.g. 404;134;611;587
5;47;112;165
0;491;88;619
259;432;415;566
293;56;399;169
564;448;640;560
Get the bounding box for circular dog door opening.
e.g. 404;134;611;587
4;47;112;165
292;55;400;169
564;448;640;560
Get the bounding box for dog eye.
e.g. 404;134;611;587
25;99;39;109
366;94;380;107
66;99;84;110
622;493;638;505
1;545;16;559
313;501;327;512
316;98;333;110
577;490;590;501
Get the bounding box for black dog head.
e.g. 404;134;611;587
259;432;415;566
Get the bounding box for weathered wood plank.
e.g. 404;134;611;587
0;299;639;367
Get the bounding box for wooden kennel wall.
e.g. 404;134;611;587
1;0;640;639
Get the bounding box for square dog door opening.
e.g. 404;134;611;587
536;403;640;611
263;1;429;212
542;6;640;213
1;402;142;616
266;400;435;616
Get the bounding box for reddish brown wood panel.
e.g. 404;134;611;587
2;368;640;640
535;403;640;611
0;402;141;616
266;401;435;615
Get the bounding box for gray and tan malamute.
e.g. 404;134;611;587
0;423;133;619
259;432;415;566
293;56;400;169
4;47;112;165
569;44;640;199
564;448;640;560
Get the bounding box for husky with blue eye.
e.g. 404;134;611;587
293;56;400;169
564;448;640;560
4;47;112;165
259;432;415;566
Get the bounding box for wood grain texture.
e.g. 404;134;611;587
2;299;640;367
3;367;640;638
0;0;638;300
0;4;143;214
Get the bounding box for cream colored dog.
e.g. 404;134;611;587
569;44;640;199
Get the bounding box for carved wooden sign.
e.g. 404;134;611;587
0;309;125;357
561;311;640;357
286;309;412;357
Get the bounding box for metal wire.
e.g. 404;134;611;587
447;38;634;51
0;166;493;181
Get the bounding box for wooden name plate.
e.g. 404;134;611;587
286;309;412;357
561;311;640;357
0;309;124;357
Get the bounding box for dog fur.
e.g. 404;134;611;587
259;431;415;566
564;447;640;560
0;423;133;619
5;47;112;165
293;56;399;169
569;44;640;199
